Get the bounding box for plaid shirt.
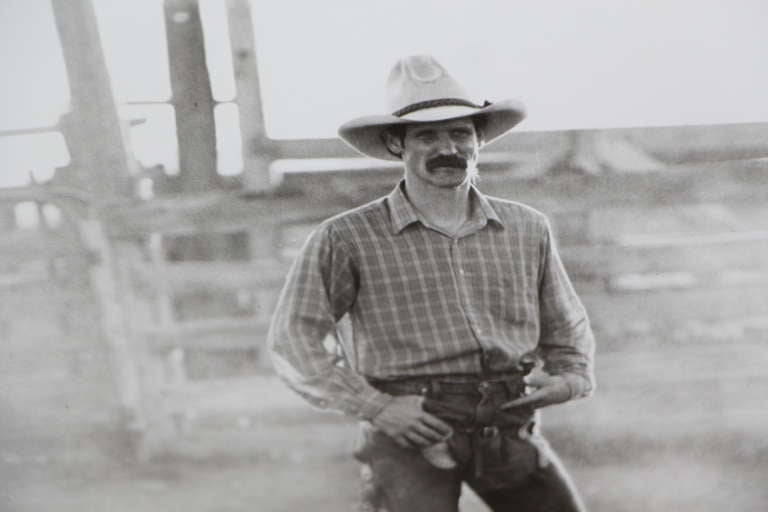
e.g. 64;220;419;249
268;181;595;420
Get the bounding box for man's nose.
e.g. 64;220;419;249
435;133;458;154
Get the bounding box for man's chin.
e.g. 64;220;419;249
429;167;466;179
432;173;470;188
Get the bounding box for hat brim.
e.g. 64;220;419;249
338;99;526;161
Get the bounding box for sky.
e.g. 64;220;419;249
1;0;767;187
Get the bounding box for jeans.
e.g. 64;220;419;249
355;374;586;512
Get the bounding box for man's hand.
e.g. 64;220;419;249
371;395;453;449
500;368;571;411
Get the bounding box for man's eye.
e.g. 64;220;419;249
452;130;471;138
417;133;436;142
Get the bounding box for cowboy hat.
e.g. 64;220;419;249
338;55;526;161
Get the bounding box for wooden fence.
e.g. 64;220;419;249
96;157;768;455
3;157;767;456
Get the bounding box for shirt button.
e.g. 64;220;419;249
459;269;465;275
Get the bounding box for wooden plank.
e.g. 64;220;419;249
479;158;768;213
157;330;267;352
142;317;270;350
77;220;145;421
0;184;91;205
109;159;768;238
261;123;768;164
608;269;768;292
183;346;267;380
273;151;541;194
582;281;768;335
562;231;768;279
0;261;49;286
0;230;50;257
226;0;272;191
145;316;270;335
147;233;175;327
595;314;768;349
161;375;306;418
579;202;765;246
164;0;219;192
51;0;137;193
0;126;59;137
619;122;768;164
115;240;181;456
106;191;346;239
125;251;287;296
163;260;290;290
596;343;768;385
170;287;268;322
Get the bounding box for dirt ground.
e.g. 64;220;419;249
3;430;767;511
3;392;768;512
2;281;767;511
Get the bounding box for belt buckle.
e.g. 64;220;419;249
480;426;498;438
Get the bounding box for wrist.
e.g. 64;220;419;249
360;391;394;421
558;372;592;400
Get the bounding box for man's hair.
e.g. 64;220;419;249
380;125;406;158
473;117;487;145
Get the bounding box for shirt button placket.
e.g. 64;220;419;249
453;238;486;370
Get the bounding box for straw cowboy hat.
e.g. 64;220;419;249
338;55;526;161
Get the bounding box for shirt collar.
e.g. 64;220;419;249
386;180;504;235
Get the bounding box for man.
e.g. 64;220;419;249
268;55;595;511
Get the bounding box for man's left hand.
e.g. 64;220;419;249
500;369;571;410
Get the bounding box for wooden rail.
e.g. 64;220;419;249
141;317;271;351
563;231;768;279
108;159;768;238
76;155;768;455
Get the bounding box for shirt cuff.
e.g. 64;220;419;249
348;388;394;420
560;372;595;400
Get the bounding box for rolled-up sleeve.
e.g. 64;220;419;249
267;222;392;420
537;218;596;399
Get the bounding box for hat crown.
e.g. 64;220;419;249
385;55;471;114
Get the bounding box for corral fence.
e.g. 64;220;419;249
2;157;767;457
116;156;768;455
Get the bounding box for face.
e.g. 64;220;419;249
388;118;481;189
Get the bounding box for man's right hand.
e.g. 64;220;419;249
371;395;453;449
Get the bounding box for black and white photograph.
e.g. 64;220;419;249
1;1;767;510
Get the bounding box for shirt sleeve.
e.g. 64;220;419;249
267;221;393;420
537;217;596;399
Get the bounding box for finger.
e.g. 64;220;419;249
393;435;412;449
404;430;433;448
523;373;553;387
500;390;545;410
420;413;453;437
413;422;449;443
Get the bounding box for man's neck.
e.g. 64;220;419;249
403;175;472;235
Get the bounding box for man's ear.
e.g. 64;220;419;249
381;129;404;158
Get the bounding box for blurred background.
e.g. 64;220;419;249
1;1;767;510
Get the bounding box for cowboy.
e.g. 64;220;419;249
268;55;595;511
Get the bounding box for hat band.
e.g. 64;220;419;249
392;98;489;118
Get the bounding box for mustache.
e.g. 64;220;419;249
425;154;468;172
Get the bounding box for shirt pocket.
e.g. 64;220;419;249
500;269;539;326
